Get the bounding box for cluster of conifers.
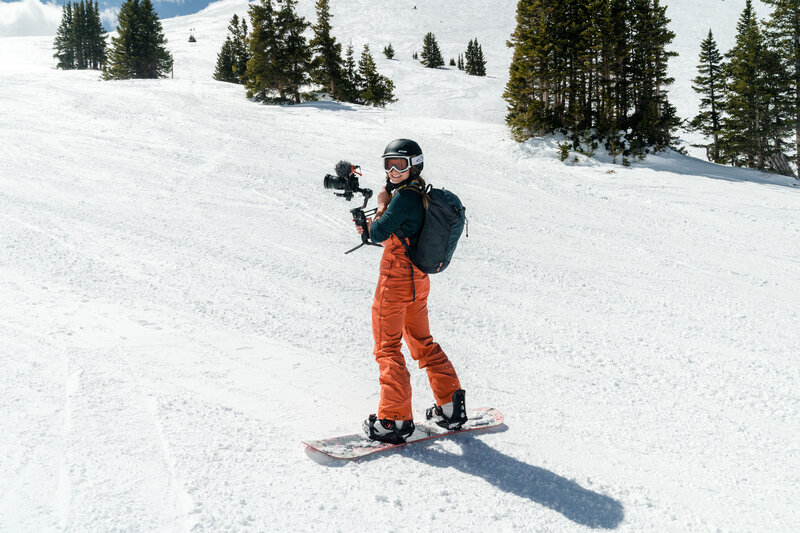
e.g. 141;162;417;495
504;0;680;159
689;0;799;177
52;0;107;71
212;0;394;107
213;1;486;107
53;0;173;80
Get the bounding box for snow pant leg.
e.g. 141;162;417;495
402;275;462;407
372;274;413;421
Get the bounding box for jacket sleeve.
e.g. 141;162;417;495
369;189;416;244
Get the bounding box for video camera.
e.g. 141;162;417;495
324;160;382;254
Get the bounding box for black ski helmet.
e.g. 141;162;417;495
383;138;424;175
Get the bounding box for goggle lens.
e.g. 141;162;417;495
384;157;411;172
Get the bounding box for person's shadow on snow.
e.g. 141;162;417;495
404;433;624;530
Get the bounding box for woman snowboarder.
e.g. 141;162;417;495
356;138;467;444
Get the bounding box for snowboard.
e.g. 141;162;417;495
303;407;503;460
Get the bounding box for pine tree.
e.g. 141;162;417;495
721;0;777;169
690;30;725;162
214;15;248;83
230;15;249;83
103;0;173;79
53;2;75;69
465;38;486;76
340;42;361;103
358;44;395;107
457;53;464;71
214;37;237;82
625;0;678;153
73;0;86;69
246;0;311;103
760;40;795;174
277;0;312;104
54;1;106;70
310;0;345;99
586;0;631;142
504;0;557;140
246;0;282;100
505;0;678;155
764;0;800;176
421;32;444;68
383;44;395;59
88;1;106;69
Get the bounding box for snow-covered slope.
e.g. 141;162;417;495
1;1;799;531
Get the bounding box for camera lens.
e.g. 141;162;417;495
323;174;346;190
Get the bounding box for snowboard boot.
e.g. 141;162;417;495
363;415;415;444
425;389;468;430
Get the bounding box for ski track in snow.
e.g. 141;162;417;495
2;0;800;531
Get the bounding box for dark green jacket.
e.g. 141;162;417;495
369;187;425;245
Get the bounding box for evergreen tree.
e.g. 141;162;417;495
53;2;76;69
504;0;678;155
421;32;444;68
465;38;487;76
214;15;248;83
760;39;795;174
383;43;395;59
246;0;311;103
246;0;283;100
89;1;106;69
214;37;237;82
764;0;800;176
310;0;345;99
103;0;173;79
690;30;725;162
229;15;249;82
625;0;679;153
277;0;312;104
340;42;361;103
54;1;106;70
504;0;558;140
720;0;786;169
457;53;464;71
358;44;395;107
584;0;631;142
73;0;86;69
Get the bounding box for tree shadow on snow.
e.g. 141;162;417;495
644;149;799;189
404;432;625;530
290;100;358;112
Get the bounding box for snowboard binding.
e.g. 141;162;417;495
426;389;468;430
363;414;415;444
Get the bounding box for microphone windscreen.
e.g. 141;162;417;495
335;160;352;178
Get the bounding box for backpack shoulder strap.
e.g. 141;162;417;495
396;180;424;195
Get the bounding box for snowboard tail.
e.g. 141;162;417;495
303;407;503;460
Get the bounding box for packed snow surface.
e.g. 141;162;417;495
1;0;799;531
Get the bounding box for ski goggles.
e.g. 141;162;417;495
383;154;423;173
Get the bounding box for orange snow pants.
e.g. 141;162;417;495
372;235;461;421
